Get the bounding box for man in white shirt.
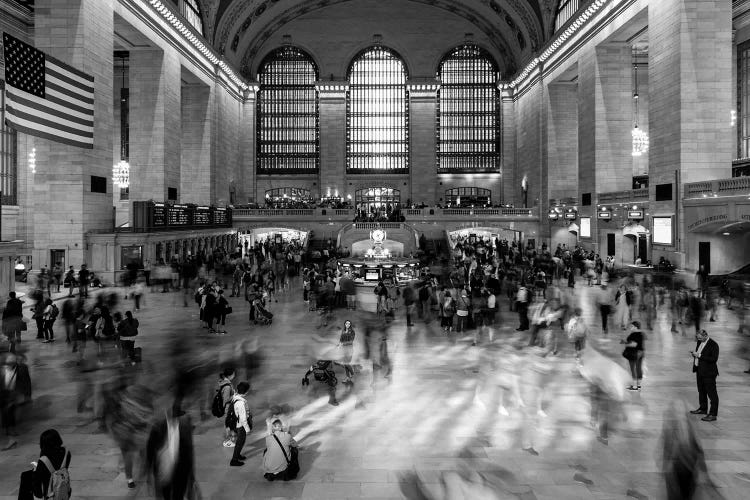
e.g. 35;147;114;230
230;382;251;466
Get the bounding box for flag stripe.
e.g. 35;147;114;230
45;53;95;82
6;92;94;128
6;104;94;137
5;117;93;149
45;73;94;103
8;87;94;121
44;91;95;117
46;66;95;94
45;81;95;105
3;32;95;149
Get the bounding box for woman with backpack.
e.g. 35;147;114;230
212;367;236;447
18;429;72;500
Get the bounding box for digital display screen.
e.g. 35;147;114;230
153;203;167;226
564;211;577;220
580;217;591;238
365;270;379;281
653;217;673;245
597;211;612;220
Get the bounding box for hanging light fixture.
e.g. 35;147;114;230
631;60;649;157
113;52;130;188
113;160;130;188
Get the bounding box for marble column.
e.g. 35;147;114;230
317;82;348;198
181;82;212;204
31;0;115;269
129;47;182;202
408;80;439;205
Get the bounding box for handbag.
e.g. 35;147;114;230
225;306;233;315
273;434;299;479
622;347;638;361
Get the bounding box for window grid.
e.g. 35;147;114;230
355;187;400;210
347;47;409;174
181;0;204;36
0;80;18;206
554;0;580;33
257;47;320;174
738;41;750;160
265;187;312;202
436;45;500;173
444;187;491;206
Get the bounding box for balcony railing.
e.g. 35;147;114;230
233;207;539;221
684;176;750;199
597;188;649;204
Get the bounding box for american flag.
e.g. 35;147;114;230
2;32;94;149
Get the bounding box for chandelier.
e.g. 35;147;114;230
112;160;130;188
631;62;649;157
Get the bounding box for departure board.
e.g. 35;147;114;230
153;203;167;227
213;208;228;225
168;205;190;226
193;206;211;225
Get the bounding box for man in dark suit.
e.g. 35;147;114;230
690;329;719;421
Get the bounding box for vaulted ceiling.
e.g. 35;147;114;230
199;0;562;78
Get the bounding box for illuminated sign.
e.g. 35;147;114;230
628;210;644;220
580;217;591;237
548;210;560;221
597;210;612;220
653;217;673;245
564;208;578;220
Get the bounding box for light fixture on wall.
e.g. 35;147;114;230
112;160;130;188
28;147;36;174
631;61;649;157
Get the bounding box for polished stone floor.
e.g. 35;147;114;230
1;277;750;499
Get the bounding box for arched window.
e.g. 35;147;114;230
444;187;492;207
257;46;319;174
347;47;409;173
181;0;204;35
437;44;500;173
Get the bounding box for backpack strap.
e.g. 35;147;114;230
272;434;290;464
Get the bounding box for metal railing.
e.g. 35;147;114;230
233;207;539;220
684;176;750;198
597;188;649;204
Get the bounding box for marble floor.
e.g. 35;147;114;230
1;279;749;500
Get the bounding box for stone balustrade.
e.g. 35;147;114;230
684;176;750;199
232;207;539;222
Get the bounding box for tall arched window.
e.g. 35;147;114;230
437;44;500;173
257;46;319;174
347;47;409;173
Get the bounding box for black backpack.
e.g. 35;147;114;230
211;383;231;418
224;399;238;429
49;304;59;320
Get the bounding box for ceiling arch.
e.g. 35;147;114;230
208;0;556;78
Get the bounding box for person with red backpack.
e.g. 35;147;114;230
18;429;72;500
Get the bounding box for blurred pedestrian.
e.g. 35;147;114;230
146;409;198;500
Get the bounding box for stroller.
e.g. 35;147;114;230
254;299;274;325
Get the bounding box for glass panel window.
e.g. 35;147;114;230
554;0;580;33
0;80;18;206
264;187;313;207
257;47;319;174
444;187;491;207
181;0;204;35
738;41;750;159
347;47;409;173
437;44;500;173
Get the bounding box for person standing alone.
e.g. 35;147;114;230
690;329;719;421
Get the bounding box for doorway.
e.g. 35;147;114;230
638;234;648;263
607;233;616;257
50;249;65;271
698;242;710;274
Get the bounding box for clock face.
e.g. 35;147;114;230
371;229;386;243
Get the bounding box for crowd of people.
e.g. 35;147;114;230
0;231;748;499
